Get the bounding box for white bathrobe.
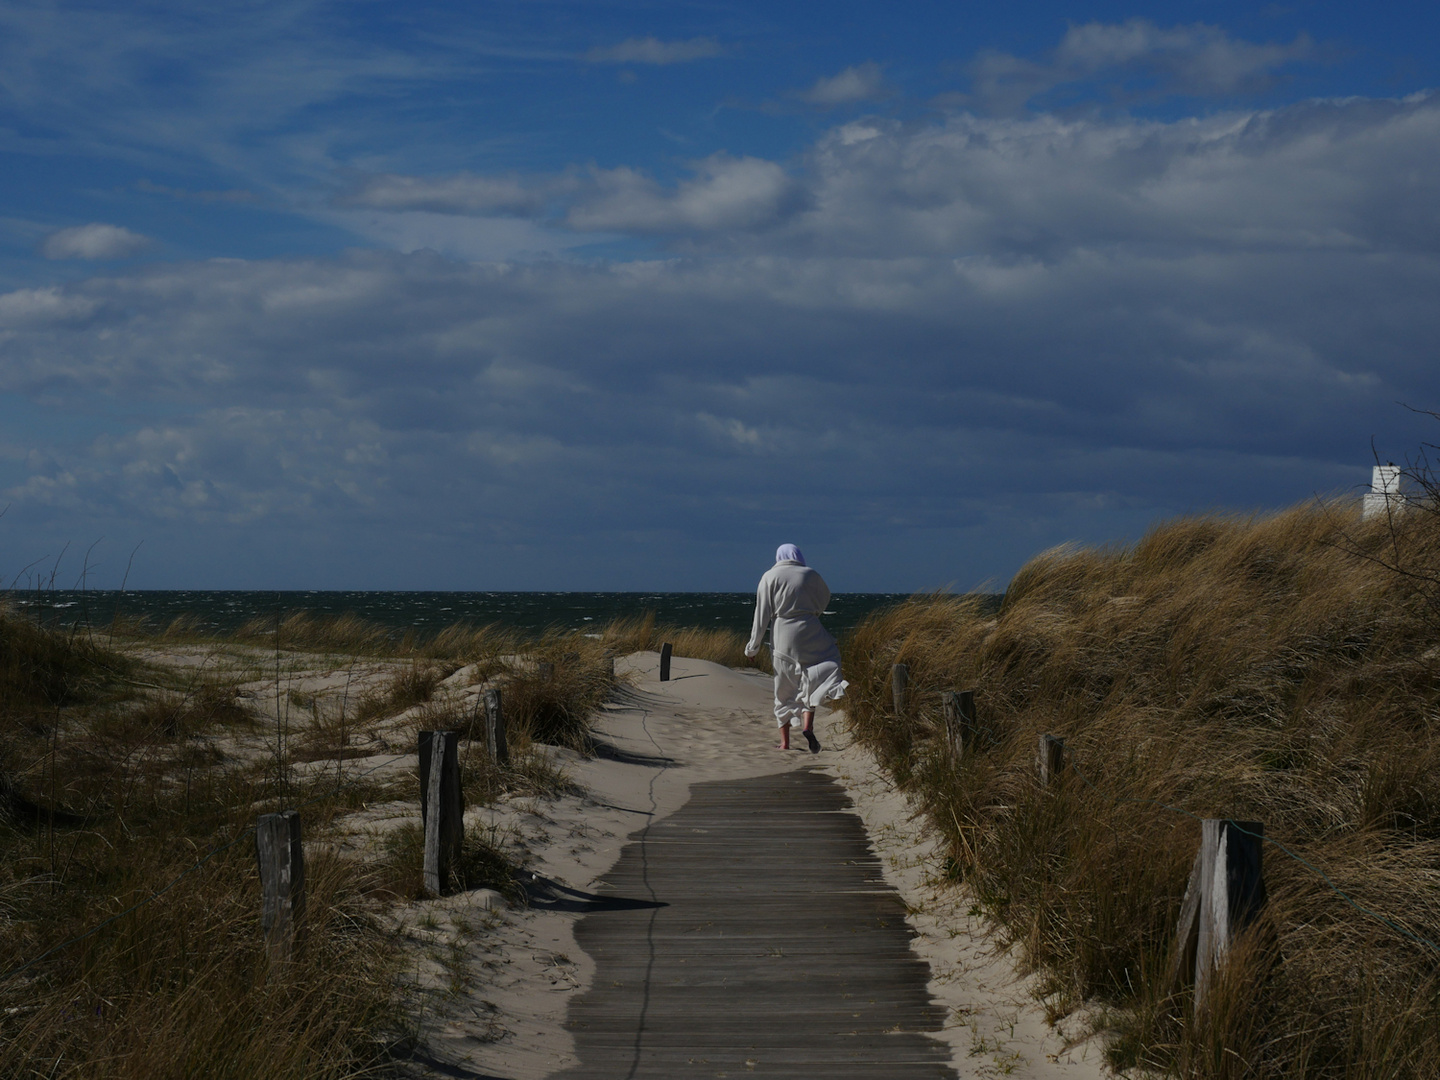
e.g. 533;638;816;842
745;559;849;727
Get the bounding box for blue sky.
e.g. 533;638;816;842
2;0;1439;591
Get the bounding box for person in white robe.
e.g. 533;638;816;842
744;544;848;752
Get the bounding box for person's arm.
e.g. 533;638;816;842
813;571;831;613
745;575;773;657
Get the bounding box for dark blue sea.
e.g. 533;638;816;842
5;590;931;641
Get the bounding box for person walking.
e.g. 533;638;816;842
745;544;848;751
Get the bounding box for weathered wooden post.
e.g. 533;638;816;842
256;810;305;966
602;648;616;678
1172;819;1266;1012
659;642;673;682
419;730;464;898
891;664;908;716
483;688;509;767
537;660;554;682
1037;734;1065;785
941;689;976;758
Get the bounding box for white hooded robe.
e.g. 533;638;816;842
745;559;849;727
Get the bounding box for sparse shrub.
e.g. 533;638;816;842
372;821;522;903
599;613;769;671
354;661;451;723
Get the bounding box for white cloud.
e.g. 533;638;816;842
969;19;1314;112
1054;20;1312;92
327;209;598;261
584;36;723;65
337;172;558;216
797;62;889;106
40;223;151;260
567;155;800;233
0;285;102;327
4;93;1439;587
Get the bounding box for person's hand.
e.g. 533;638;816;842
744;644;759;659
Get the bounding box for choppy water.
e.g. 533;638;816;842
4;590;931;641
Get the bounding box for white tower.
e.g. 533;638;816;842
1362;464;1403;520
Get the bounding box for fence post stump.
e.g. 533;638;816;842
942;690;976;758
659;642;673;682
484;688;509;767
420;730;464;898
1037;734;1065;785
256;810;305;966
1175;818;1266;1012
892;664;908;717
537;661;554;682
602;648;616;678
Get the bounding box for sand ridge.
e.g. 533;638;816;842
402;652;1110;1079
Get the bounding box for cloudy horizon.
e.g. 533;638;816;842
2;1;1438;592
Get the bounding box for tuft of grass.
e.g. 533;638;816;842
0;610;128;710
843;503;1440;1079
598;613;769;671
373;822;523;904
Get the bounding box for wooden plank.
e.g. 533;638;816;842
892;663;908;717
421;730;464;897
484;688;509;767
659;642;673;682
1037;734;1065;786
255;810;305;967
1168;845;1204;995
940;690;976;759
1194;818;1265;1011
552;769;956;1078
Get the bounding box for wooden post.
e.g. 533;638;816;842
256;810;305;965
484;688;509;767
941;689;976;758
1037;734;1065;785
602;649;615;678
891;664;908;717
659;642;673;682
537;660;554;682
1172;819;1266;1012
419;730;464;898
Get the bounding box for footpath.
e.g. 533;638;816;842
405;654;1109;1080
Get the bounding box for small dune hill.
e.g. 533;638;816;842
843;502;1440;1079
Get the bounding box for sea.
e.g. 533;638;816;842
5;590;934;641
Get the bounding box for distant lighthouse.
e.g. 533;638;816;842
1362;463;1404;520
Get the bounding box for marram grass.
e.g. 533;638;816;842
842;502;1440;1079
0;605;760;1077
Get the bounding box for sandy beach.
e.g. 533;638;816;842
387;651;1110;1079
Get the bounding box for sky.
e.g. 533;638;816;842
2;0;1439;592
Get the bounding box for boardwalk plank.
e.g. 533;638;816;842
555;768;957;1079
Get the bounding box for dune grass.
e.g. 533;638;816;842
0;625;408;1077
0;600;764;1077
842;502;1440;1078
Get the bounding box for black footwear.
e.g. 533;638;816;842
803;729;821;754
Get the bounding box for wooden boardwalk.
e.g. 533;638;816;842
554;768;957;1079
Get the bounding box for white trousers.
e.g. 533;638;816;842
772;652;848;727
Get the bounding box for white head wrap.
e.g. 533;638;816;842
775;543;805;565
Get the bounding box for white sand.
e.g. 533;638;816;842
403;653;1112;1079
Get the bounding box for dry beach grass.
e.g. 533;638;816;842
842;502;1440;1078
0;605;764;1078
19;508;1438;1079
